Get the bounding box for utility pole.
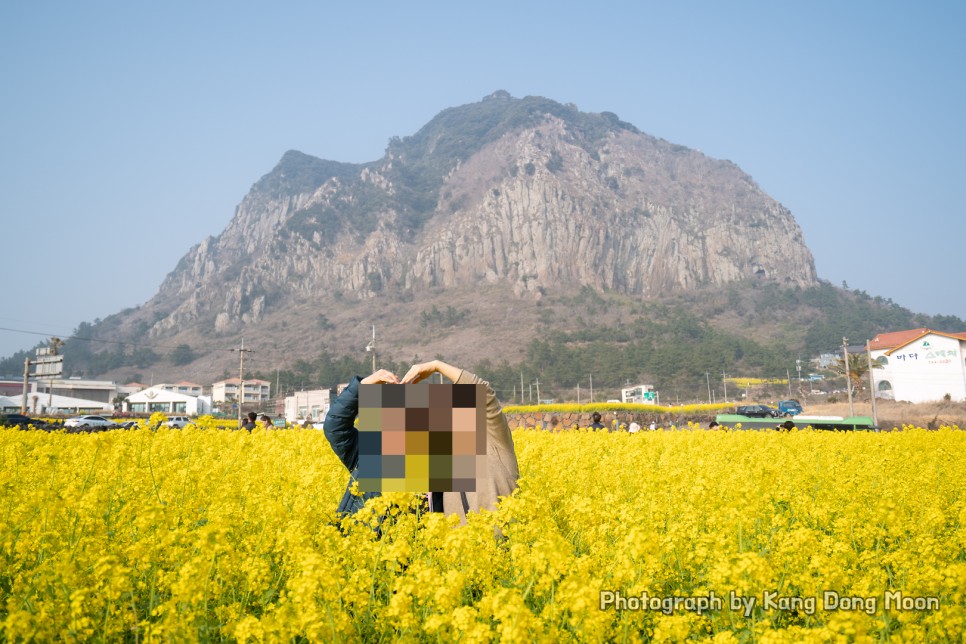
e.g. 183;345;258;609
796;358;803;400
843;336;854;417
722;371;728;402
577;383;580;405
589;374;594;403
48;337;63;411
706;372;711;404
535;379;541;403
866;339;878;428
233;338;253;425
520;372;525;404
786;369;792;398
21;357;30;414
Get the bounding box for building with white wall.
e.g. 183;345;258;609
124;385;212;415
1;392;113;414
283;389;334;424
868;328;966;403
37;378;119;404
159;381;204;397
621;384;657;403
212;378;271;404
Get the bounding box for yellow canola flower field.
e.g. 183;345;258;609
1;426;964;642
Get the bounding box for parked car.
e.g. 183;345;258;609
777;399;803;416
164;415;192;428
64;415;114;428
735;404;782;418
0;413;40;429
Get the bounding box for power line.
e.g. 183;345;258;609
0;324;239;354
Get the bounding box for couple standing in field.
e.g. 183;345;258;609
322;360;520;524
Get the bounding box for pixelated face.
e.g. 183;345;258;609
356;384;487;493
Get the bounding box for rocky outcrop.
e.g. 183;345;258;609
407;118;815;298
140;93;817;340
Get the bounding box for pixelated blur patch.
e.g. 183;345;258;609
357;384;486;492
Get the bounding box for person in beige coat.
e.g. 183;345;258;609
323;360;519;524
400;360;520;524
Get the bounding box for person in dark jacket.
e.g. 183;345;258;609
323;360;520;524
589;411;607;431
323;368;400;517
240;411;257;431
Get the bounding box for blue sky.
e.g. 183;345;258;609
1;2;964;360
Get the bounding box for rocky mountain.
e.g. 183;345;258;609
65;91;822;382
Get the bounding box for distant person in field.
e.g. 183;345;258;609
628;421;641;433
589;411;607;431
240;411;257;431
322;360;519;525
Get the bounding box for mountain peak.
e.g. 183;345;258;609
254;150;361;198
73;93;820;380
390;93;639;168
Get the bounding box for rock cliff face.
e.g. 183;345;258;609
114;92;817;372
146;93;815;340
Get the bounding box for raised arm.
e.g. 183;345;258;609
322;377;362;472
400;360;463;384
323;368;400;471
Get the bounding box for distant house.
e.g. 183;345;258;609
0;378;116;413
284;389;335;424
814;344;866;370
621;384;657;403
0;380;23;397
118;382;147;397
212;378;271;404
868;328;966;403
37;377;119;404
1;392;113;415
158;381;204;397
124;385;212;415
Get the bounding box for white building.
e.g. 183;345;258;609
212;378;271;404
158;381;204;397
621;384;657;403
1;393;113;415
284;389;333;424
36;377;119;404
868;328;966;403
124;385;212;415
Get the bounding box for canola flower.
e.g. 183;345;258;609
726;377;788;389
504;402;730;416
0;424;964;642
